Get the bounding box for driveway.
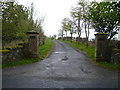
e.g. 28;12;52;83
2;40;118;88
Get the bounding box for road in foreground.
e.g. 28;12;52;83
2;40;118;88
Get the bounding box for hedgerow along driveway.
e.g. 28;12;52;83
2;40;118;88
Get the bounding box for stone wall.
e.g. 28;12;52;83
111;49;120;65
94;33;120;65
1;43;29;64
110;41;120;65
95;33;108;62
63;37;72;41
1;30;40;64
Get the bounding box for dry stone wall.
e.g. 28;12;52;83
1;43;29;64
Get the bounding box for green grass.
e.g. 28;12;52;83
2;38;53;68
60;39;95;59
38;38;53;60
2;59;38;68
96;62;120;71
60;39;120;71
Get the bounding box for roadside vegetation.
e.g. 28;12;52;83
2;2;45;49
60;39;120;71
2;38;53;68
58;0;119;71
1;2;52;68
60;39;94;59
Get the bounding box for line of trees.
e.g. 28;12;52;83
1;2;45;48
59;0;120;46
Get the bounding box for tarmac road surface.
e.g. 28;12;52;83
2;40;119;88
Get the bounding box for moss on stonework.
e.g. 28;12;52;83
95;33;108;36
18;42;25;45
0;49;10;53
16;45;23;48
5;46;12;49
112;49;120;51
97;32;108;34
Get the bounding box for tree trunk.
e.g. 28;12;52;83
65;31;67;40
85;21;90;47
77;32;81;44
84;22;88;47
71;33;73;43
77;18;81;44
87;23;90;47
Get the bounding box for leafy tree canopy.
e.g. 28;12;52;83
89;1;120;40
1;2;45;48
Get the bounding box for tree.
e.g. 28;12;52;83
70;7;82;44
78;1;91;47
61;17;75;41
2;2;45;48
34;18;46;45
58;29;64;39
68;19;74;42
51;35;56;40
65;18;74;42
89;1;120;40
61;18;69;39
2;2;30;45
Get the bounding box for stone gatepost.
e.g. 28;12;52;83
27;30;39;58
94;33;108;62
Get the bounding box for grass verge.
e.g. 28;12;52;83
60;39;95;59
2;38;53;68
60;39;120;71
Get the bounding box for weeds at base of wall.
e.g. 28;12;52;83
2;58;38;68
96;62;120;71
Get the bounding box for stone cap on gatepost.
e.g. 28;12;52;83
94;33;108;41
94;32;108;36
26;30;39;34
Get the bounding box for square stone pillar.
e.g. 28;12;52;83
27;30;39;58
94;33;108;62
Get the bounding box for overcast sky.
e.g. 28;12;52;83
15;0;119;40
15;0;79;36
